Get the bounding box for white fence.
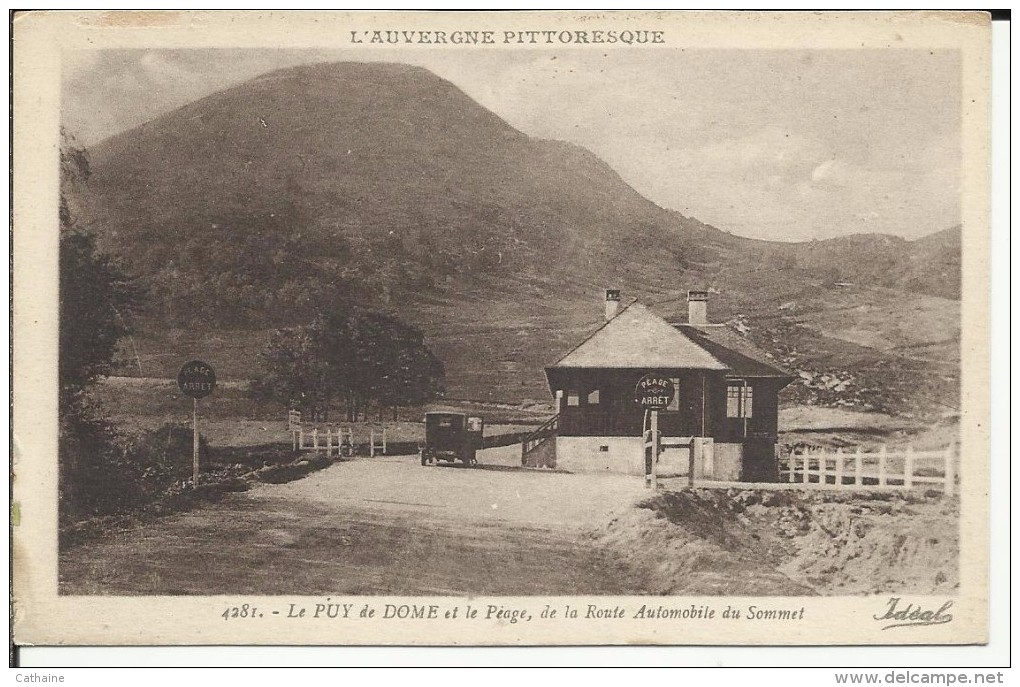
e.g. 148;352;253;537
781;445;957;496
288;410;387;458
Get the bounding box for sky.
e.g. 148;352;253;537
62;48;961;242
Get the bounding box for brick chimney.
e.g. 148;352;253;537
687;290;709;325
604;289;621;321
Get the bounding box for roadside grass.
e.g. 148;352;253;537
95;376;551;433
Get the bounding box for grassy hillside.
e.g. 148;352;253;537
83;62;696;328
73;61;960;420
780;227;962;300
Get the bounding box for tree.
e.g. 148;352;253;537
368;318;445;418
59;230;138;401
252;305;445;421
58;130;139;407
58;131;141;520
251;326;332;420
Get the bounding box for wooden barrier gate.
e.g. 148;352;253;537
289;412;383;459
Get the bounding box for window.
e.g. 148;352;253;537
667;377;680;411
726;383;753;418
587;389;600;405
567;390;580;407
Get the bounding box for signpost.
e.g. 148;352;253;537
177;360;216;486
634;374;675;489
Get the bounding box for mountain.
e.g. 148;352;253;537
84;61;701;323
74;62;960;418
781;227;962;300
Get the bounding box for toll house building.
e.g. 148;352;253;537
522;290;794;481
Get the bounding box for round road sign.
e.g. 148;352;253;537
633;373;675;410
178;360;216;399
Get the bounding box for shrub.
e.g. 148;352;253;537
59;412;210;523
59;404;145;522
130;422;211;485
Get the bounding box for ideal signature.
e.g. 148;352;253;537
874;597;954;630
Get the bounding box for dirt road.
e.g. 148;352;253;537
60;446;652;595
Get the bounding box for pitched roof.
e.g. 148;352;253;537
550;302;728;370
676;324;794;379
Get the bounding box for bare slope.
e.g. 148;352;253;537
594;489;958;596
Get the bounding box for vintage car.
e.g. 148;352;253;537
420;412;484;466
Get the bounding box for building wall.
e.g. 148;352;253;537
712;377;783;443
551;435;750;479
740;439;779;482
546;368;722;438
751;379;782;437
546;369;787;442
554;436;644;474
712;442;744;481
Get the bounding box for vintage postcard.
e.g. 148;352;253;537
12;10;992;648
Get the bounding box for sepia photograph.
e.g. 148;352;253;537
12;10;993;649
